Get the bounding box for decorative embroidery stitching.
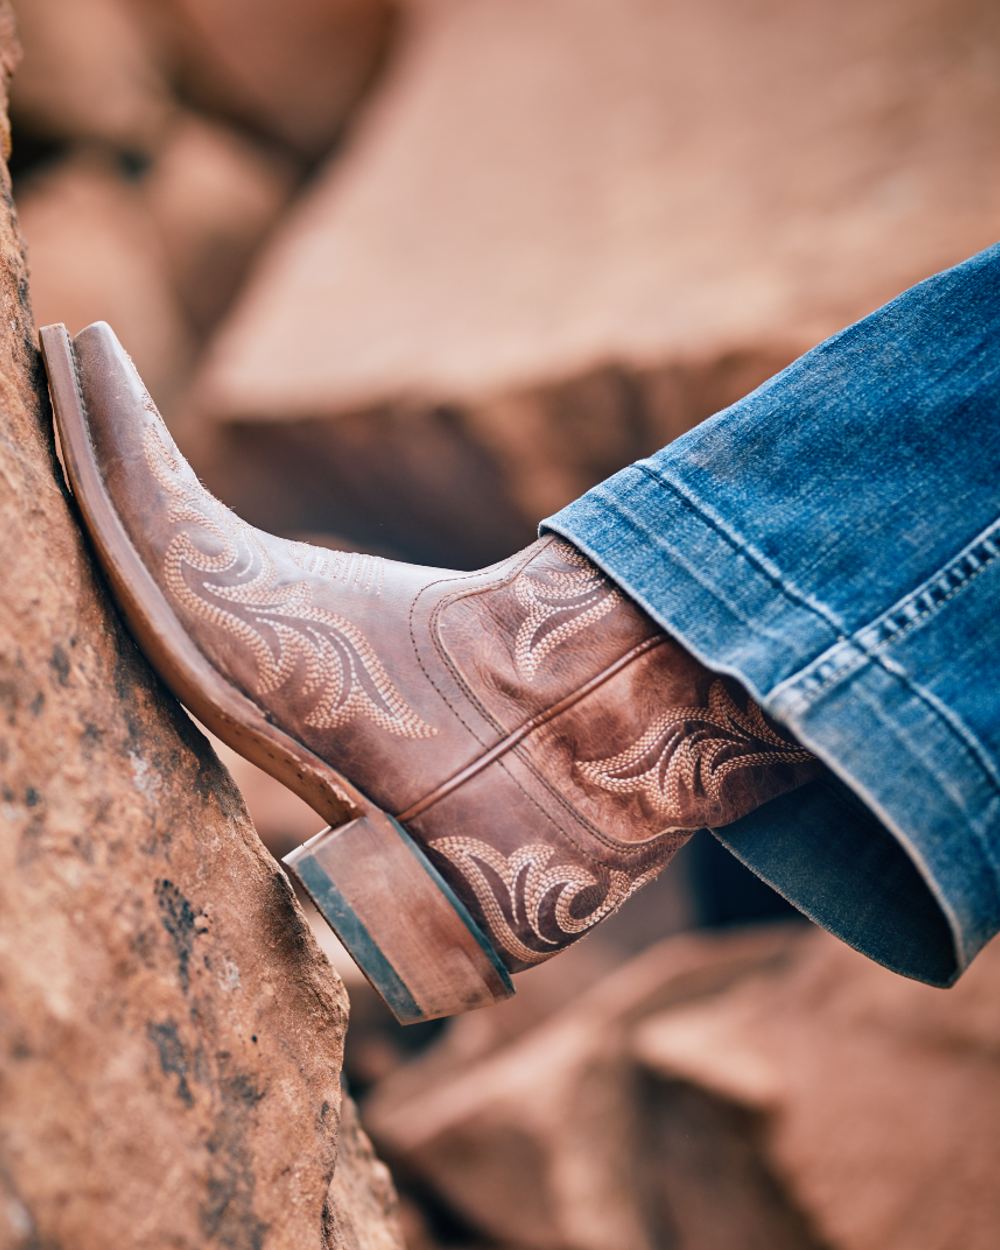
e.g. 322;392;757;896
577;680;812;817
512;541;622;680
288;543;385;596
144;425;434;738
431;836;657;963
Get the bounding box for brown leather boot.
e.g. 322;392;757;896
42;322;819;1023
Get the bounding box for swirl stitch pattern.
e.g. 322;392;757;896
144;424;435;738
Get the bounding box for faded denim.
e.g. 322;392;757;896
543;242;1000;986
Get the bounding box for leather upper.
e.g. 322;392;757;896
70;323;819;970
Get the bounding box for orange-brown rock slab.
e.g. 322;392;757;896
367;923;1000;1250
129;0;395;156
326;1096;406;1250
17;153;192;409
364;929;796;1250
12;0;172;151
634;933;1000;1250
0;10;403;1248
195;0;1000;564
144;114;296;331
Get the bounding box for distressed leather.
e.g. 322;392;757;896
68;323;820;971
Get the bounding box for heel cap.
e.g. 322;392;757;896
286;812;513;1024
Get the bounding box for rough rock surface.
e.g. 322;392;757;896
365;926;1000;1250
0;11;403;1247
325;1096;406;1250
196;0;1000;564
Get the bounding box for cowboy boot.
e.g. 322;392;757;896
41;321;820;1023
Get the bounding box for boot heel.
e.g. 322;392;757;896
284;808;514;1024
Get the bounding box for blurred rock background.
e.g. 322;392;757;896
10;0;1000;1247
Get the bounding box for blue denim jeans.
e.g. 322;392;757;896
543;242;1000;987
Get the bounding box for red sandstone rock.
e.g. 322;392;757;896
212;737;324;861
195;0;1000;563
326;1096;405;1250
145;114;296;330
634;934;1000;1250
366;926;1000;1250
0;10;403;1244
132;0;394;155
364;930;795;1250
18;154;191;408
13;0;171;149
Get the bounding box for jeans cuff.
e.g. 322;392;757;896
542;463;1000;986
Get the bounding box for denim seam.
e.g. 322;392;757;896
789;517;1000;701
584;488;793;639
874;542;998;646
824;672;1000;918
634;461;850;645
788;646;1000;895
625;465;1000;822
775;527;1000;859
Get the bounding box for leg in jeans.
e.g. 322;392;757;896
41;244;1000;1019
544;241;1000;987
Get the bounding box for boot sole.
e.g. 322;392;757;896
40;322;514;1024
